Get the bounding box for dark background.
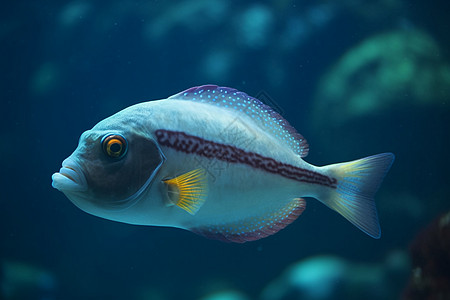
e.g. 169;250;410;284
1;1;449;299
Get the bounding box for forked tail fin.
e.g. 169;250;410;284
321;153;395;238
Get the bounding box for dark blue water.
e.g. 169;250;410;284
2;1;450;299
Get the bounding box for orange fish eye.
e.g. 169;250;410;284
101;134;128;159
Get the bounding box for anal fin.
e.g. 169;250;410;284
163;168;207;215
190;198;306;243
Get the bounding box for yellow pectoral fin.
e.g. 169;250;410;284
163;168;207;215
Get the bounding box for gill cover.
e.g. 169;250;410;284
77;130;166;210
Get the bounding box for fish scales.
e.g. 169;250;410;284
155;129;337;188
52;85;394;243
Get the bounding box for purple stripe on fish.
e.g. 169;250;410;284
155;129;337;188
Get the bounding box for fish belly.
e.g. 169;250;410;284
159;148;317;229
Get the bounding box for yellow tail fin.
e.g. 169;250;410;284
322;153;394;238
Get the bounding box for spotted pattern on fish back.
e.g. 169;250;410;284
155;129;337;188
190;198;306;243
168;85;309;157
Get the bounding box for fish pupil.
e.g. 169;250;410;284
109;142;122;154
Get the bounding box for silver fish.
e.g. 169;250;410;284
52;85;394;243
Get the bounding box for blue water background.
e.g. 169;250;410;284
1;1;449;299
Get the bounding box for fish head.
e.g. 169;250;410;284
52;124;165;218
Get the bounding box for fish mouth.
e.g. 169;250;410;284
52;157;88;192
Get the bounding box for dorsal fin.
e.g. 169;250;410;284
168;85;309;157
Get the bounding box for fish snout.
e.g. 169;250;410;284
52;157;88;192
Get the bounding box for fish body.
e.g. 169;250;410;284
52;85;394;242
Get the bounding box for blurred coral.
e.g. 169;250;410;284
313;29;450;126
261;251;409;300
1;260;56;300
402;211;450;299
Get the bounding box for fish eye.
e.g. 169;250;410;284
101;134;128;159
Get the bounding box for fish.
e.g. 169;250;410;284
52;85;394;243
